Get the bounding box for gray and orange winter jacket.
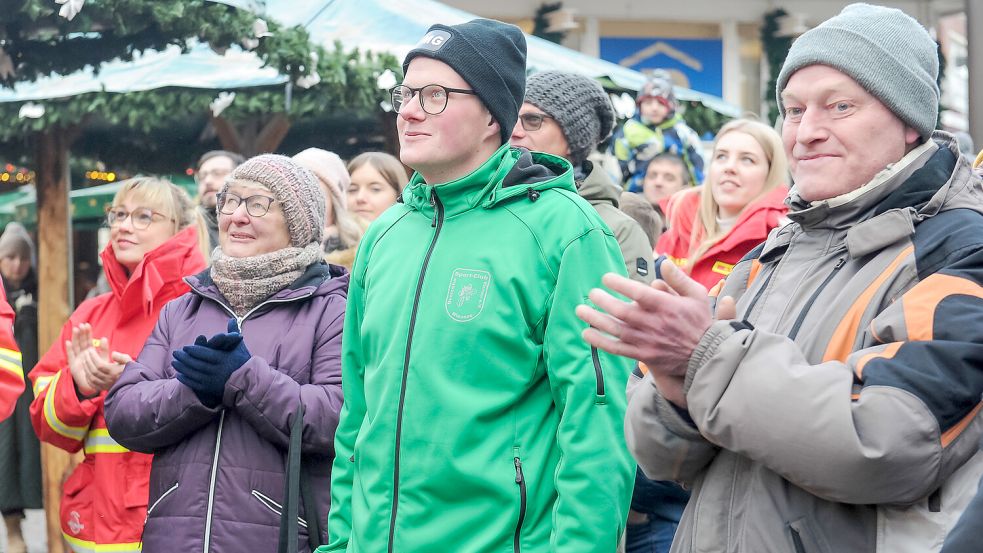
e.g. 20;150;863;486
626;134;983;553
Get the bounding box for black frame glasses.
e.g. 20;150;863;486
217;192;277;217
105;207;171;230
390;83;477;115
518;112;555;132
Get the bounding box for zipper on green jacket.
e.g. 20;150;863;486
388;188;445;553
590;347;607;404
513;451;526;553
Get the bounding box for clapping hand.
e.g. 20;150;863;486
172;319;251;407
65;323;132;397
575;260;736;407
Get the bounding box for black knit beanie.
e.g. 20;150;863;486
403;19;527;145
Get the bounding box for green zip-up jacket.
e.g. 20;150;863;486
323;145;635;553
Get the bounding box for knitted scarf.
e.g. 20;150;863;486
210;242;322;316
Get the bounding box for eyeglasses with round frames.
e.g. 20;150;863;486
390;83;477;115
105;207;172;230
218;192;277;217
518;112;555;132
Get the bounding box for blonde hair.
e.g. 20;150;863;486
347;152;409;195
687;119;788;264
112;176;210;260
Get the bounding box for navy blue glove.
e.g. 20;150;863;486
172;319;250;407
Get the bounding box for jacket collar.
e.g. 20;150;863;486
786;139;938;230
100;225;206;318
576;161;621;208
401;144;576;220
764;133;983;259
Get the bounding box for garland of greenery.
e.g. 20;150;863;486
759;9;792;125
0;1;399;148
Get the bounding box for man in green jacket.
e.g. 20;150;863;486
323;18;635;553
510;70;655;285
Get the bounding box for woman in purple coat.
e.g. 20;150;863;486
105;154;346;552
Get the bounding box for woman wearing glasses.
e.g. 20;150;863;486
28;177;208;553
105;155;346;552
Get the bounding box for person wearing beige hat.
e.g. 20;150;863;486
105;154;348;553
292;148;364;265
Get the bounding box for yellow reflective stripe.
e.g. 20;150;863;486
84;428;129;454
63;533;141;552
0;347;22;378
33;374;54;396
43;372;88;441
711;260;734;276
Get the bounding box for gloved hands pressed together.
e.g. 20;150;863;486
172;318;251;407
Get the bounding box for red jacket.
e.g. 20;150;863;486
0;284;24;421
29;226;205;553
656;186;789;290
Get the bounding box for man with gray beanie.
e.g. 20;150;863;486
325;18;635;553
576;3;983;552
512;70;655;284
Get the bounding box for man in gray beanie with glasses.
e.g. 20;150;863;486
577;3;983;552
511;70;655;284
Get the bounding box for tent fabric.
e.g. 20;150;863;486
0;0;740;116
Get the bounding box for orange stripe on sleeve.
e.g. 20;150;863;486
942;403;983;448
746;259;763;288
974;149;983;169
901;274;983;341
823;246;914;363
854;342;903;380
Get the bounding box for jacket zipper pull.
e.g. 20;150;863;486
514;457;523;483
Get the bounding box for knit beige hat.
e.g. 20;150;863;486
221;154;326;247
292;148;350;210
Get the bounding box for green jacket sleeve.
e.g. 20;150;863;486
543;227;636;552
322;266;367;552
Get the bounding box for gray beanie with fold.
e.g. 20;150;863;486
524;71;616;167
776;3;939;138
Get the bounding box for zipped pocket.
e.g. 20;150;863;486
251;489;309;528
146;482;179;520
590;347;607;404
141;482;179;546
513;453;527;553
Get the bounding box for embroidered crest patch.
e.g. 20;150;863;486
445;268;491;322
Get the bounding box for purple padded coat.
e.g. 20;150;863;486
104;262;347;553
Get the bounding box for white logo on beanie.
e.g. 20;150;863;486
417;30;452;51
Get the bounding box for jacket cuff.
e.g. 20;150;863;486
651;378;704;441
684;320;752;396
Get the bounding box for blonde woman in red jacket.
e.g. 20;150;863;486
656;119;790;290
29;177;208;553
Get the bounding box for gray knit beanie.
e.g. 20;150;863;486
524;71;616;167
221;154;325;247
776;3;939;138
0;222;33;260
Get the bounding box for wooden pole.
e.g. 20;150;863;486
35;128;75;553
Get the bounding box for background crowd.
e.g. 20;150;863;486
0;3;982;553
